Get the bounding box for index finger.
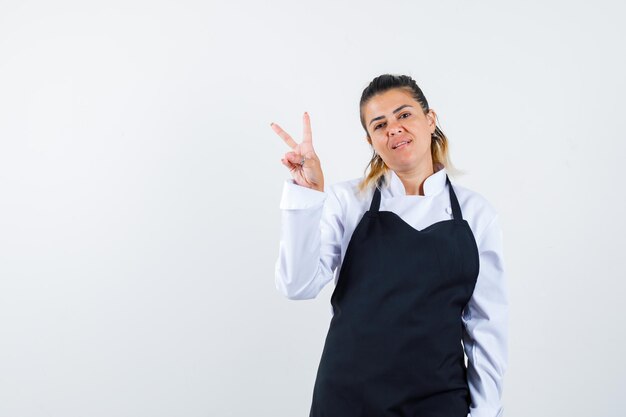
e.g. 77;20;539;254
271;122;298;149
302;112;312;144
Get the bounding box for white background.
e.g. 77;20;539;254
1;1;625;416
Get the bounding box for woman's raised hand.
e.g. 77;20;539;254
272;112;324;192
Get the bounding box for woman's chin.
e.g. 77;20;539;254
388;156;433;173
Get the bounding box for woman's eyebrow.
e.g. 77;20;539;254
368;105;414;126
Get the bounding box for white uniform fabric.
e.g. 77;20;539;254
275;165;508;417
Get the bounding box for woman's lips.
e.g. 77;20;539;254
392;140;412;150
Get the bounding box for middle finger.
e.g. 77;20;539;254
302;112;312;144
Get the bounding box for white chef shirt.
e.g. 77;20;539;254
275;164;508;417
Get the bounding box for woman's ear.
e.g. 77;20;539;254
427;109;437;132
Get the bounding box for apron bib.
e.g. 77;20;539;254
310;174;480;417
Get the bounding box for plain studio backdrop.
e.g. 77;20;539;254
1;0;624;416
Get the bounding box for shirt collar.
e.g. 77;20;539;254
383;162;447;197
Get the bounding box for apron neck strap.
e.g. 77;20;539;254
446;174;463;221
369;173;464;221
369;177;383;212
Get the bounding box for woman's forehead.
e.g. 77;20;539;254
366;90;417;111
364;89;420;122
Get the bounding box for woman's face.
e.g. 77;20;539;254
362;88;437;173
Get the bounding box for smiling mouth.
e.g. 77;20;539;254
392;140;412;149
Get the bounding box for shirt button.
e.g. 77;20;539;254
445;206;452;214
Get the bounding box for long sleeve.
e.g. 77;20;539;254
274;179;345;300
462;213;509;417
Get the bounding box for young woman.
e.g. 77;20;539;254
271;74;508;417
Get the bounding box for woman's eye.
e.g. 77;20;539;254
374;113;409;130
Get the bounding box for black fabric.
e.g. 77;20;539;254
309;174;480;417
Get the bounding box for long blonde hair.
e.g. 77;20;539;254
357;75;461;194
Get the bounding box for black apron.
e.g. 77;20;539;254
309;174;480;417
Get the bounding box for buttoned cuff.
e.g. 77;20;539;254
279;179;326;210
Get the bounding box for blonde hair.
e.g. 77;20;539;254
356;75;462;195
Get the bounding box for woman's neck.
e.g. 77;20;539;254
395;160;435;196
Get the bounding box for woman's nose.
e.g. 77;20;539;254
387;122;404;135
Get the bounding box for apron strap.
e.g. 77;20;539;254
446;174;463;221
369;176;383;212
369;173;463;221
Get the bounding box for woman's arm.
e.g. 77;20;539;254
462;213;509;417
274;179;344;300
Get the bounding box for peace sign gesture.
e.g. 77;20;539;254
271;111;325;192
